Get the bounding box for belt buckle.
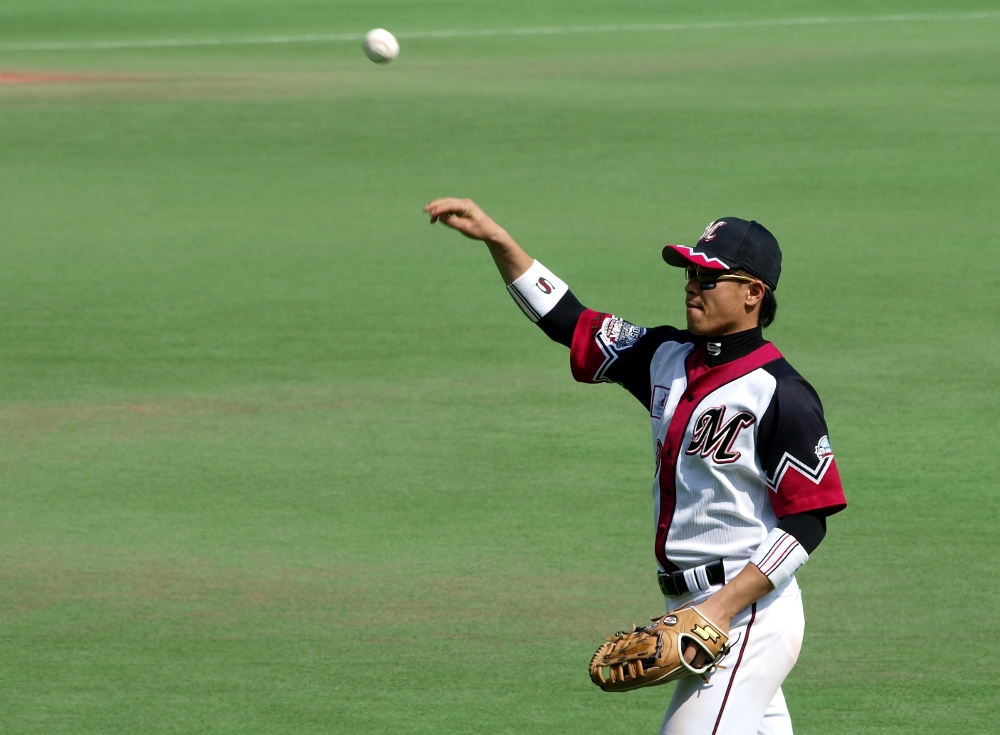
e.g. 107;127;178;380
706;559;726;587
657;570;679;598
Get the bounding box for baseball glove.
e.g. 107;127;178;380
589;606;730;692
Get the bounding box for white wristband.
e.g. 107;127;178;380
749;528;809;590
506;260;569;323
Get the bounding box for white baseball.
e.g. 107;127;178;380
364;29;400;64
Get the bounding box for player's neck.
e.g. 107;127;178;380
704;326;766;367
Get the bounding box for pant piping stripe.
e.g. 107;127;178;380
711;602;757;735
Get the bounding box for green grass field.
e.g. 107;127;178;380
1;1;999;733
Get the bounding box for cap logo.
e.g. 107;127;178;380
699;220;726;243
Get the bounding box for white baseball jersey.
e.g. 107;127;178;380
568;308;846;573
506;259;847;734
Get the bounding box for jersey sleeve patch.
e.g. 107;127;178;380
570;310;645;384
767;444;846;518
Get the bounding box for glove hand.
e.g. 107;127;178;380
590;606;730;691
679;562;774;667
681;596;732;669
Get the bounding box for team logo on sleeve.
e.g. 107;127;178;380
600;317;645;351
535;277;554;294
588;315;647;382
814;435;833;459
685;406;757;464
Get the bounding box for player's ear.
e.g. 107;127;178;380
746;280;766;308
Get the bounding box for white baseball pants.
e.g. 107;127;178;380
659;577;805;735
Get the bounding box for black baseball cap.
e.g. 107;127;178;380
662;217;782;291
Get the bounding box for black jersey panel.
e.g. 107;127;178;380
758;359;847;517
757;359;827;477
604;325;694;407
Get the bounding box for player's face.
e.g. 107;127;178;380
684;270;764;336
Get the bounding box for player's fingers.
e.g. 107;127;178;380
682;641;708;668
423;201;449;219
425;198;479;222
424;197;456;211
424;197;467;216
424;198;488;239
682;641;695;664
427;208;457;225
436;213;466;230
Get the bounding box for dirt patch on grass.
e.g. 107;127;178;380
0;68;273;103
1;70;87;84
0;386;376;445
0;69;149;85
0;68;376;102
0;547;622;638
0;44;850;103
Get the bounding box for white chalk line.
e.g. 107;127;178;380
0;11;998;52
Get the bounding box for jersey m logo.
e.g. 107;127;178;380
685;406;756;464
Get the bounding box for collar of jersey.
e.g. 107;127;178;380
702;327;767;367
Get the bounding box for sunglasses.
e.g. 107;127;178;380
684;266;759;290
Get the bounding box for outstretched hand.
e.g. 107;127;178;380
423;196;533;284
423;198;506;242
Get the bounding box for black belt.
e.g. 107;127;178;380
657;560;726;597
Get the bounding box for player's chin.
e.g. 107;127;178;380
685;307;707;334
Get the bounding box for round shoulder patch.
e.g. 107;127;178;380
601;316;645;351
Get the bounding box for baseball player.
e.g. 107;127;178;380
423;198;846;735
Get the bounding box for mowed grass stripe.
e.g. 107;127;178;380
0;10;998;52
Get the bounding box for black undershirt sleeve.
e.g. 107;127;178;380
776;510;828;555
536;290;586;347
